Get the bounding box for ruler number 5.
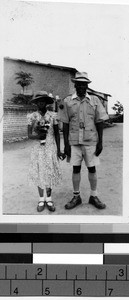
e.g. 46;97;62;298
45;287;50;296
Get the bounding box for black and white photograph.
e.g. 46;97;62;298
0;0;128;222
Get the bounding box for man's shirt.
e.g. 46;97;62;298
58;92;109;146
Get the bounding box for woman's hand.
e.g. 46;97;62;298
57;151;66;160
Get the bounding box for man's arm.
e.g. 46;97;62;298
95;122;103;156
63;123;71;157
53;124;61;157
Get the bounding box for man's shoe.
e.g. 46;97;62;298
65;195;82;210
89;196;106;209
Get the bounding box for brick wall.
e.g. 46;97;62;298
3;105;36;142
3;58;76;142
4;58;75;105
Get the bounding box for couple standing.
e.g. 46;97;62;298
27;71;108;213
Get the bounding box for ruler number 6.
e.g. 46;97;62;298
76;288;82;296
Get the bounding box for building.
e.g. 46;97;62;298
3;57;111;142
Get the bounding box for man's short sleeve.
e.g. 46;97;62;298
94;96;109;123
58;98;69;124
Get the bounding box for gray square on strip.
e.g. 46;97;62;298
11;280;42;296
27;264;46;279
87;265;126;280
7;265;28;279
17;224;48;233
7;264;46;280
47;264;85;280
105;265;126;280
0;265;5;279
0;243;31;253
107;281;129;297
0;280;10;296
75;281;105;297
43;280;73;296
33;243;103;253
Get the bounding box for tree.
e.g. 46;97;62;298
15;71;34;94
112;101;123;115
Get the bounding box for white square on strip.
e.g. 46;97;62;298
105;244;129;253
33;254;103;265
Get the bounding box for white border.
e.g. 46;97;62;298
0;0;129;226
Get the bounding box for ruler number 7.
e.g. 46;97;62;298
108;288;113;296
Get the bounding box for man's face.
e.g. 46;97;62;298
75;81;88;98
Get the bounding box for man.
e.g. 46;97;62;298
59;71;109;210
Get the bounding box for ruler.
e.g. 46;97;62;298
0;264;129;297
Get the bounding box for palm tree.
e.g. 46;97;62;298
15;71;34;94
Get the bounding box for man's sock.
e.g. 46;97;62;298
73;191;80;197
90;190;97;197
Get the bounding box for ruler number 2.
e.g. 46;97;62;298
37;268;43;276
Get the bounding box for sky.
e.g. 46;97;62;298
0;0;129;113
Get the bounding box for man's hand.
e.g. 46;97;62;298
57;151;66;160
64;143;71;157
95;141;103;156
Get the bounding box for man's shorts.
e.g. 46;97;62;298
71;145;100;167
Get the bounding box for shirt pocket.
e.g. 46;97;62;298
86;103;95;116
83;129;97;142
68;102;78;118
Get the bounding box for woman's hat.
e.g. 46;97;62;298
31;91;54;104
71;71;91;83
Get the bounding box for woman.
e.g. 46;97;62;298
27;91;63;213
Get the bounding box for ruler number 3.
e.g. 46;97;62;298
119;268;124;277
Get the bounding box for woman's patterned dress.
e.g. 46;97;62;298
27;110;62;189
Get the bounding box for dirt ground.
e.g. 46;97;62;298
3;123;123;215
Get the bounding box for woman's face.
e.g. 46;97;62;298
37;100;46;110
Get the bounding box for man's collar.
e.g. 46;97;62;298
71;92;91;101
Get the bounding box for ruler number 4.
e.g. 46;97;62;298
13;287;18;295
